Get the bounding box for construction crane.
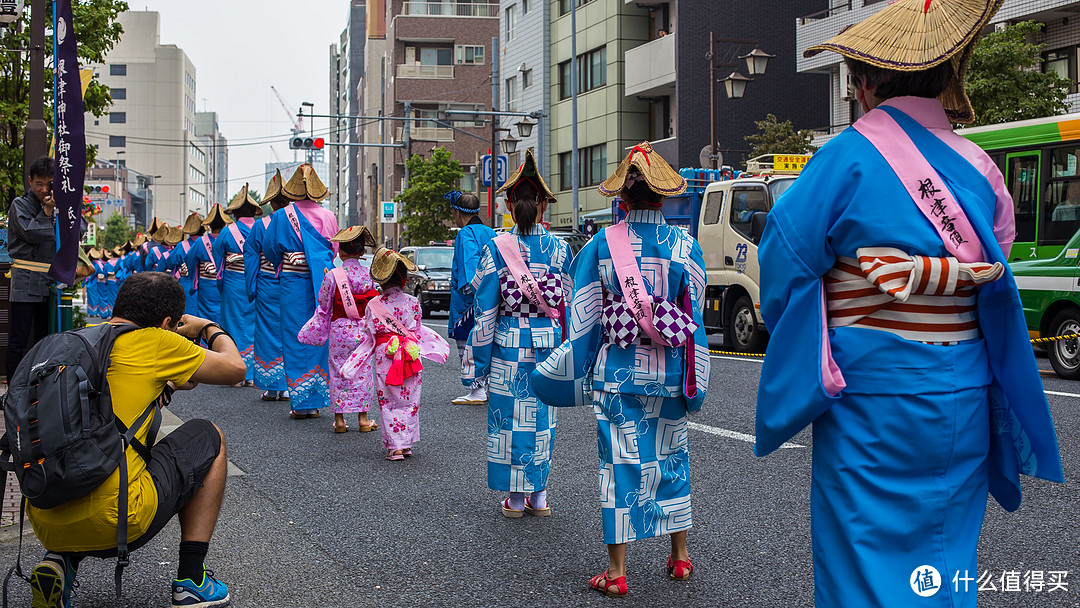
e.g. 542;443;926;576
271;85;304;162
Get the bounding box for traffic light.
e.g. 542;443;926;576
88;184;110;195
290;136;325;150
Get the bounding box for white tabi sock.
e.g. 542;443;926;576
507;492;525;511
528;490;547;510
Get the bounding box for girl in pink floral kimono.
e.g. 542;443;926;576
343;248;449;460
298;227;381;433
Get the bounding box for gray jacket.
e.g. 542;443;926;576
7;190;56;303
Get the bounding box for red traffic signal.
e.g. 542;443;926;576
290;136;326;150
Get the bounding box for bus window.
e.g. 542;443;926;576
1044;179;1080;244
1006;153;1039;244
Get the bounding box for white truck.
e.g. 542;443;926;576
695;155;806;352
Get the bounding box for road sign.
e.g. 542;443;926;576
481;154;508;187
381;201;398;223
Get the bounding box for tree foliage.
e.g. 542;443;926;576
744;114;818;159
965;21;1070;127
99;211;140;249
395;147;463;245
0;0;129;207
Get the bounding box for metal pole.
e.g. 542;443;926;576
403;101;412;190
536;113;544;182
490;36;499;227
379;56;386;246
710;32;717;171
23;0;46;178
570;0;579;232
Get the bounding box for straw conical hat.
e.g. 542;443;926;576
498;149;556;203
182;211;205;235
264;169;288;204
283;163;329;202
331;226;378;248
599;142;686;198
88;247;104;260
110;246;123;257
804;0;1004;123
122;241;135;253
152;224;171;243
226;183;263;216
133;233;148;248
147;217;163;235
370;247;418;284
202;204;233;229
165;226;184;246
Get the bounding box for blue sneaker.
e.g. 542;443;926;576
171;568;231;608
30;552;76;608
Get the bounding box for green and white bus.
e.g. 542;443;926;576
960;113;1080;377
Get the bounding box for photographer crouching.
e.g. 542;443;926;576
24;271;245;607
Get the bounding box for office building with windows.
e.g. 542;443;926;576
329;1;367;227
86;11;213;225
500;0;549;186
195;111;229;207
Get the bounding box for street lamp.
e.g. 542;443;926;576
740;47;774;76
515;117;536;139
500;133;519;155
708;34;772;170
721;71;753;99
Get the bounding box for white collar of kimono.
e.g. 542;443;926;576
879;96;951;132
509;224;549;236
625;208;665;225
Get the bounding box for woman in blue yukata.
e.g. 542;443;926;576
532;143;710;598
213;183;261;387
185;204;230;324
462;150;573;518
755;1;1064;606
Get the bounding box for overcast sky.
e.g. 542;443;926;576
131;1;348;198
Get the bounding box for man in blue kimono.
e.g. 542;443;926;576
754;2;1064;606
448;191;496;405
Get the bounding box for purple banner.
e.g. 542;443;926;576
49;0;85;285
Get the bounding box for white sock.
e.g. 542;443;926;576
528;490;547;510
507;492;525;511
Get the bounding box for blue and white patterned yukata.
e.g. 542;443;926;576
462;226;573;493
532;208;710;544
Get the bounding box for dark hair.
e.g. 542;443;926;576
340;239;366;257
381;262;408;289
112;272;185;329
232;205;258;219
510;179;541;235
457;193;481;214
620;177;664;207
845;58;953;101
28;157;53;180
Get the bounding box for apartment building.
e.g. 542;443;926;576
195;111;229;207
86;11;213;225
383;0;499;222
358;0;389;234
500;0;550;179
329;1;367;226
796;0;1080;138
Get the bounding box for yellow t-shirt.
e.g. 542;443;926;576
27;327;206;552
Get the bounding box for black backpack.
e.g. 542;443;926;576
0;322;170;600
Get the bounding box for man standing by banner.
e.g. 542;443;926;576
49;0;86;287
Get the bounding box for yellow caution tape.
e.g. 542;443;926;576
709;350;766;358
1031;333;1080;344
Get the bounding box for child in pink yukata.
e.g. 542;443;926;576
341;248;449;460
298;227;381;433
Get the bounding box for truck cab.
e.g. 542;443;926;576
696;155;806;352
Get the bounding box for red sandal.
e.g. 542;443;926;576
666;555;694;580
589;570;627;597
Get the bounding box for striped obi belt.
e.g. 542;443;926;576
280;252;308;274
177;263;189;278
375;332;422;386
500;273;563;317
601;292;696;348
258;253;275;275
198;261;217;280
224;253;245;273
825;247;1005;345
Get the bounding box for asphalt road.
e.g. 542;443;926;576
0;315;1077;607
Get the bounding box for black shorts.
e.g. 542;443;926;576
74;419;222;559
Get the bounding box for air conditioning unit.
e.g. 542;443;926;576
839;62;855;102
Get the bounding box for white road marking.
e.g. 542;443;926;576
1045;390;1080;398
711;355;764;364
687;421;804;449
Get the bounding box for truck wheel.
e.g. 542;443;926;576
1048;309;1080;380
727;295;764;354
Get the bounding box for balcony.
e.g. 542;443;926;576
624;33;676;97
396;126;454;141
396;64;455;79
402;1;498;17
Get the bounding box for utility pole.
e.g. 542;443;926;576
23;0;46;178
570;0;579;232
489;36;499;228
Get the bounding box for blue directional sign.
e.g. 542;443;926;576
481;154;508;187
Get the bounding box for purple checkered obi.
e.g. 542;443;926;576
602;292;697;348
500;273;563;317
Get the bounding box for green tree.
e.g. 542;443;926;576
395;147;463;245
0;0;129;208
99;211;138;249
744;114;818;159
965;21;1070;127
